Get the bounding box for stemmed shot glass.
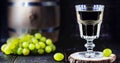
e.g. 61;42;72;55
75;4;104;58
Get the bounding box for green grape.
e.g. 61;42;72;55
39;42;46;49
38;49;44;54
23;48;30;55
13;37;19;42
51;44;56;52
7;37;19;46
29;43;35;51
49;44;56;52
35;43;41;49
6;38;12;43
7;43;16;50
35;33;42;39
19;42;23;47
22;42;29;48
103;48;112;57
29;35;34;39
12;46;18;54
26;34;32;38
1;44;7;52
46;39;53;45
19;34;29;42
45;46;52;53
32;38;38;44
53;53;64;61
40;37;46;42
4;46;12;55
17;47;23;55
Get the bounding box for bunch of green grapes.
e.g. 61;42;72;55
1;33;56;56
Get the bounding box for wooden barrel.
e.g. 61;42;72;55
8;0;60;42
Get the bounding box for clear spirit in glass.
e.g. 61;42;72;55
75;4;104;58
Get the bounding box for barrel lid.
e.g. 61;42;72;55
9;0;43;2
8;0;59;6
9;0;59;2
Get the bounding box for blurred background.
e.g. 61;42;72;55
0;0;120;54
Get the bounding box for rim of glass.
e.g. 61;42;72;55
75;4;104;11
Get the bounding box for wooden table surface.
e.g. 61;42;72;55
0;52;65;63
0;48;120;63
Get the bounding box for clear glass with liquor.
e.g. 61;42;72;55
75;4;104;58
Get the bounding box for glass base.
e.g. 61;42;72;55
79;51;103;58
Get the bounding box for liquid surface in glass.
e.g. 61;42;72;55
76;11;103;39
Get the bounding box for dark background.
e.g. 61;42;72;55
59;0;120;50
0;0;120;53
0;0;8;44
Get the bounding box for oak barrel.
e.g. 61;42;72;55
8;0;60;42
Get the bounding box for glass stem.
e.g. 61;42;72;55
85;39;95;57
